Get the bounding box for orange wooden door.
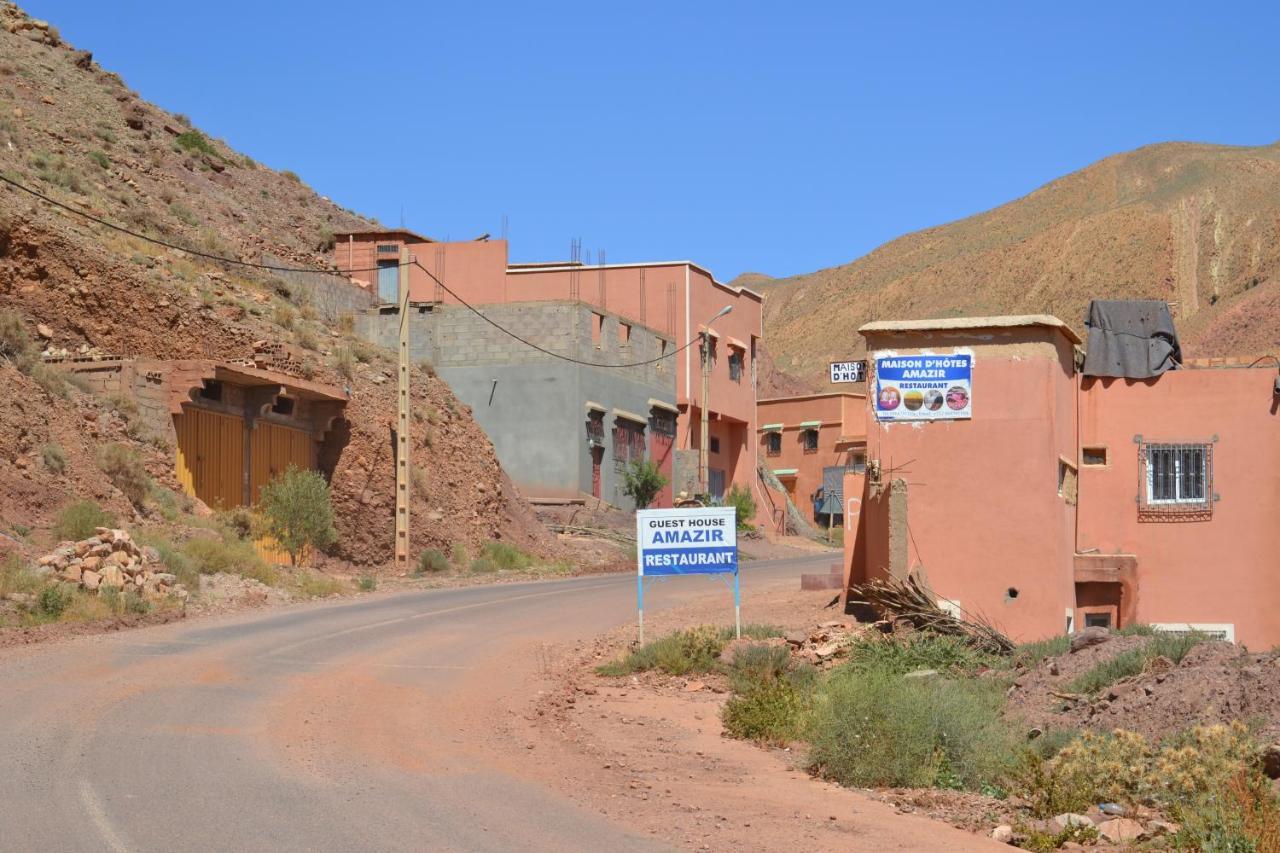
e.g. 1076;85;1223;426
249;421;314;505
174;408;244;511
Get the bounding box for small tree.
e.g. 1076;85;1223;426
622;460;667;510
725;484;757;529
256;466;337;565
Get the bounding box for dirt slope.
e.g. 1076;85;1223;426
759;141;1280;384
0;2;556;565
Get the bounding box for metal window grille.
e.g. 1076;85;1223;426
1138;441;1213;521
802;429;819;454
376;244;399;254
728;350;743;382
586;411;604;446
765;433;782;457
612;419;645;466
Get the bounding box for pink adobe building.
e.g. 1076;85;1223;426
333;233;764;508
842;310;1280;648
756;392;866;535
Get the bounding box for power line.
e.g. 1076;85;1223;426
0;172;700;370
0;172;387;275
412;260;698;369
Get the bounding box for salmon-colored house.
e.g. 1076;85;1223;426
843;308;1280;648
756;392;866;534
333;234;763;506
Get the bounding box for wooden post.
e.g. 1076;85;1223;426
394;247;411;569
699;332;709;497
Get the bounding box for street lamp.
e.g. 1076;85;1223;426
700;305;733;499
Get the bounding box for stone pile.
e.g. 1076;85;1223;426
36;528;187;602
785;619;865;667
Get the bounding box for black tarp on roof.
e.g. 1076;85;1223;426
1081;300;1182;378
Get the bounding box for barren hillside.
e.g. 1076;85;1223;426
0;2;555;565
759;141;1280;384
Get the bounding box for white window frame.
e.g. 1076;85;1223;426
1144;443;1209;506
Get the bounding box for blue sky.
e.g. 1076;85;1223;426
30;1;1280;281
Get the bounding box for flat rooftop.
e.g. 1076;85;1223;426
859;314;1082;344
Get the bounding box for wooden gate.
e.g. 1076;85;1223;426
174;408;244;511
249;421;314;505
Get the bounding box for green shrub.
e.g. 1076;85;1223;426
134;531;198;590
174;130;216;156
40;443;67;474
0;553;41;598
1174;771;1280;852
356;575;376;592
255;466;338;565
599;625;728;677
723;642;793;693
182;535;273;584
844;633;998;676
481;541;532;571
807;668;1020;791
294;325;319;352
37;583;74;618
724;484;756;529
292;571;344;598
470;556;499;573
417;548;450;574
150;486;192;521
723;681;808;745
97;443;151;506
621;459;666;510
281;170;301;183
52;499;116;542
213;506;256;540
450;543;468;566
333;347;355;380
169;202;198;226
1011;634;1072;669
87;150;109;169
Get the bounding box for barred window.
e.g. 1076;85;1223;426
728;348;744;382
802;428;819;453
1145;444;1207;504
765;432;782;456
612;419;646;465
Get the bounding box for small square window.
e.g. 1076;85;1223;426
1082;447;1107;466
728;349;744;382
1084;612;1112;629
802;429;819;453
709;437;720;454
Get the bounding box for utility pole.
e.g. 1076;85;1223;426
699;331;710;498
697;305;733;500
394;247;411;570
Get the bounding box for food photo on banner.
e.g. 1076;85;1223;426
872;350;973;421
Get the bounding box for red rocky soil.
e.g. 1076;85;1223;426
0;1;557;567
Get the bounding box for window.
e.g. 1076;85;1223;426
618;322;631;344
1144;443;1209;505
1084;612;1112;629
728;348;744;382
199;380;223;402
376;244;399;254
591;313;605;348
802;428;819;453
1082;446;1108;466
586;410;605;446
765;432;782;456
612;418;646;466
709;437;720;454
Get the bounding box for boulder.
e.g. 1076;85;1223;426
100;565;125;589
1147;820;1181;836
81;570;101;591
990;825;1014;844
1051;813;1094;832
80;555;102;572
1097;818;1145;843
1070;626;1110;652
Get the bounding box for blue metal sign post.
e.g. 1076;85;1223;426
634;506;739;645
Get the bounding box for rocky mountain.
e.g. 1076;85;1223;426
758;141;1280;385
0;2;554;564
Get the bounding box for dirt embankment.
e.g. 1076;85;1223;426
0;2;558;567
1006;634;1280;743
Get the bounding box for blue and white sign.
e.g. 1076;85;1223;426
634;506;740;643
874;351;973;422
636;507;737;576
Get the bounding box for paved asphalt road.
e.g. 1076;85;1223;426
0;555;828;852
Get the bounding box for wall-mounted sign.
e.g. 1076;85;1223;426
873;351;972;421
829;360;867;383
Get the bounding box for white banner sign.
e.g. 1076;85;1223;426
829;360;867;383
873;350;973;421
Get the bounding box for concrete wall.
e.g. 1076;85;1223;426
352;305;438;365
354;300;677;506
262;254;376;322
